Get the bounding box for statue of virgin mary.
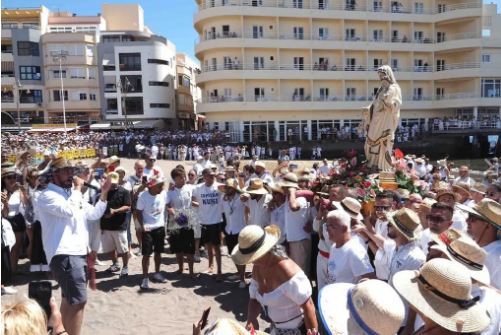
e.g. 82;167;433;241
363;65;402;171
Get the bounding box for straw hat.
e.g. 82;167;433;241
332;197;363;221
436;188;458;202
202;318;268;335
280;173;299;189
231;225;278;265
224;166;236;173
393;258;490;333
108;172;119;184
115;166;126;175
218;178;241;193
243;178;269;195
452;184;471;199
430;228;490;285
51;157;72;171
254;161;266;169
456;198;501;230
318;280;406;335
265;182;285;194
108;155;120;165
394;188;410;200
388;208;421;240
470;183;486;195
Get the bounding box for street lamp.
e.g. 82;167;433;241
51;50;69;134
117;76;134;130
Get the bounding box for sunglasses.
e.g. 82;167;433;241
375;205;391;211
427;215;446;223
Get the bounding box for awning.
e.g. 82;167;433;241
134;119;165;129
90;123;111;130
28;127;76;133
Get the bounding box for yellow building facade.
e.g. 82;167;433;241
194;0;501;142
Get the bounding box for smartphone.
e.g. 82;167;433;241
95;168;104;179
142;175;148;184
200;307;211;329
28;281;52;319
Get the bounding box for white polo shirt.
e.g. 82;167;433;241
246;194;272;228
222;195;246;235
284;196;311;242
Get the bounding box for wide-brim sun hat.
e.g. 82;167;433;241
218;178;242;193
392;258;490;333
231;225;278;265
243;178;269;195
388;208;421;240
332;197;363;221
431;228;490;286
456;198;501;230
280;172;299;189
318;280;406;335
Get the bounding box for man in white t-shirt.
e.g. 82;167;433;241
318;159;332;176
220;178;247;288
135;175;169;290
192;168;223;280
281;173;312;277
453;165;474;188
242;179;272;228
419;202;454;255
325;210;374;284
143;153;164;180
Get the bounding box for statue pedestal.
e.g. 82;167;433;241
379;171;398;190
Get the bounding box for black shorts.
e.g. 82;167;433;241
7;214;26;232
201;223;222;246
50;255;88;305
168;228;195;254
142;227;165;256
225;233;239;255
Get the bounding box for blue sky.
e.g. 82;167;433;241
2;0;199;60
2;0;500;61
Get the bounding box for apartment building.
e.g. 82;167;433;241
1;7;49;126
194;0;501;142
176;53;202;129
41;12;105;124
98;4;177;128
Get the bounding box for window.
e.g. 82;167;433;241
436;87;444;98
124;97;143;115
391;58;399;70
293;88;305;100
149;81;170;87
20;90;42;103
319;88;329;100
293;0;303;8
106;99;118;112
254;87;265;101
293;57;304;70
147;58;169;65
482;54;491;63
103;65;116;71
319;0;327;9
436;59;445;71
254;57;264;69
120;75;142;92
437;32;446;42
79;93;87;100
346;87;356;100
345;58;356;70
414;2;424;13
53;90;68;101
89;93;97;101
414;31;424;42
1;44;13;53
150;103;170;108
178;75;191;87
319;27;329;39
19;66;41;80
119;53;141;71
293;27;304;39
345;28;356;40
222;25;230;37
373;0;383;11
413;87;423;100
373;58;383;69
52;70;66;79
392;30;399;42
373;29;383;41
481;79;500;98
17;41;39;56
482;29;491;37
252;25;264;39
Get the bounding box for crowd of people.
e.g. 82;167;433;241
1;142;501;335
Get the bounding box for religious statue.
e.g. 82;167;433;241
363;65;402;172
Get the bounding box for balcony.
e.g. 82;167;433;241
46;100;100;111
195;0;481;19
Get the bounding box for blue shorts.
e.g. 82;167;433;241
50;255;88;305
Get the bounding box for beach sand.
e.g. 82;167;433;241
4;158;283;335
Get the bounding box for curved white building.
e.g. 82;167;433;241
193;0;501;142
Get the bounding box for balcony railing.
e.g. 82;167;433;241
201;62;480;73
197;31;478;44
197;0;481;14
201;92;493;104
1;97;14;103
